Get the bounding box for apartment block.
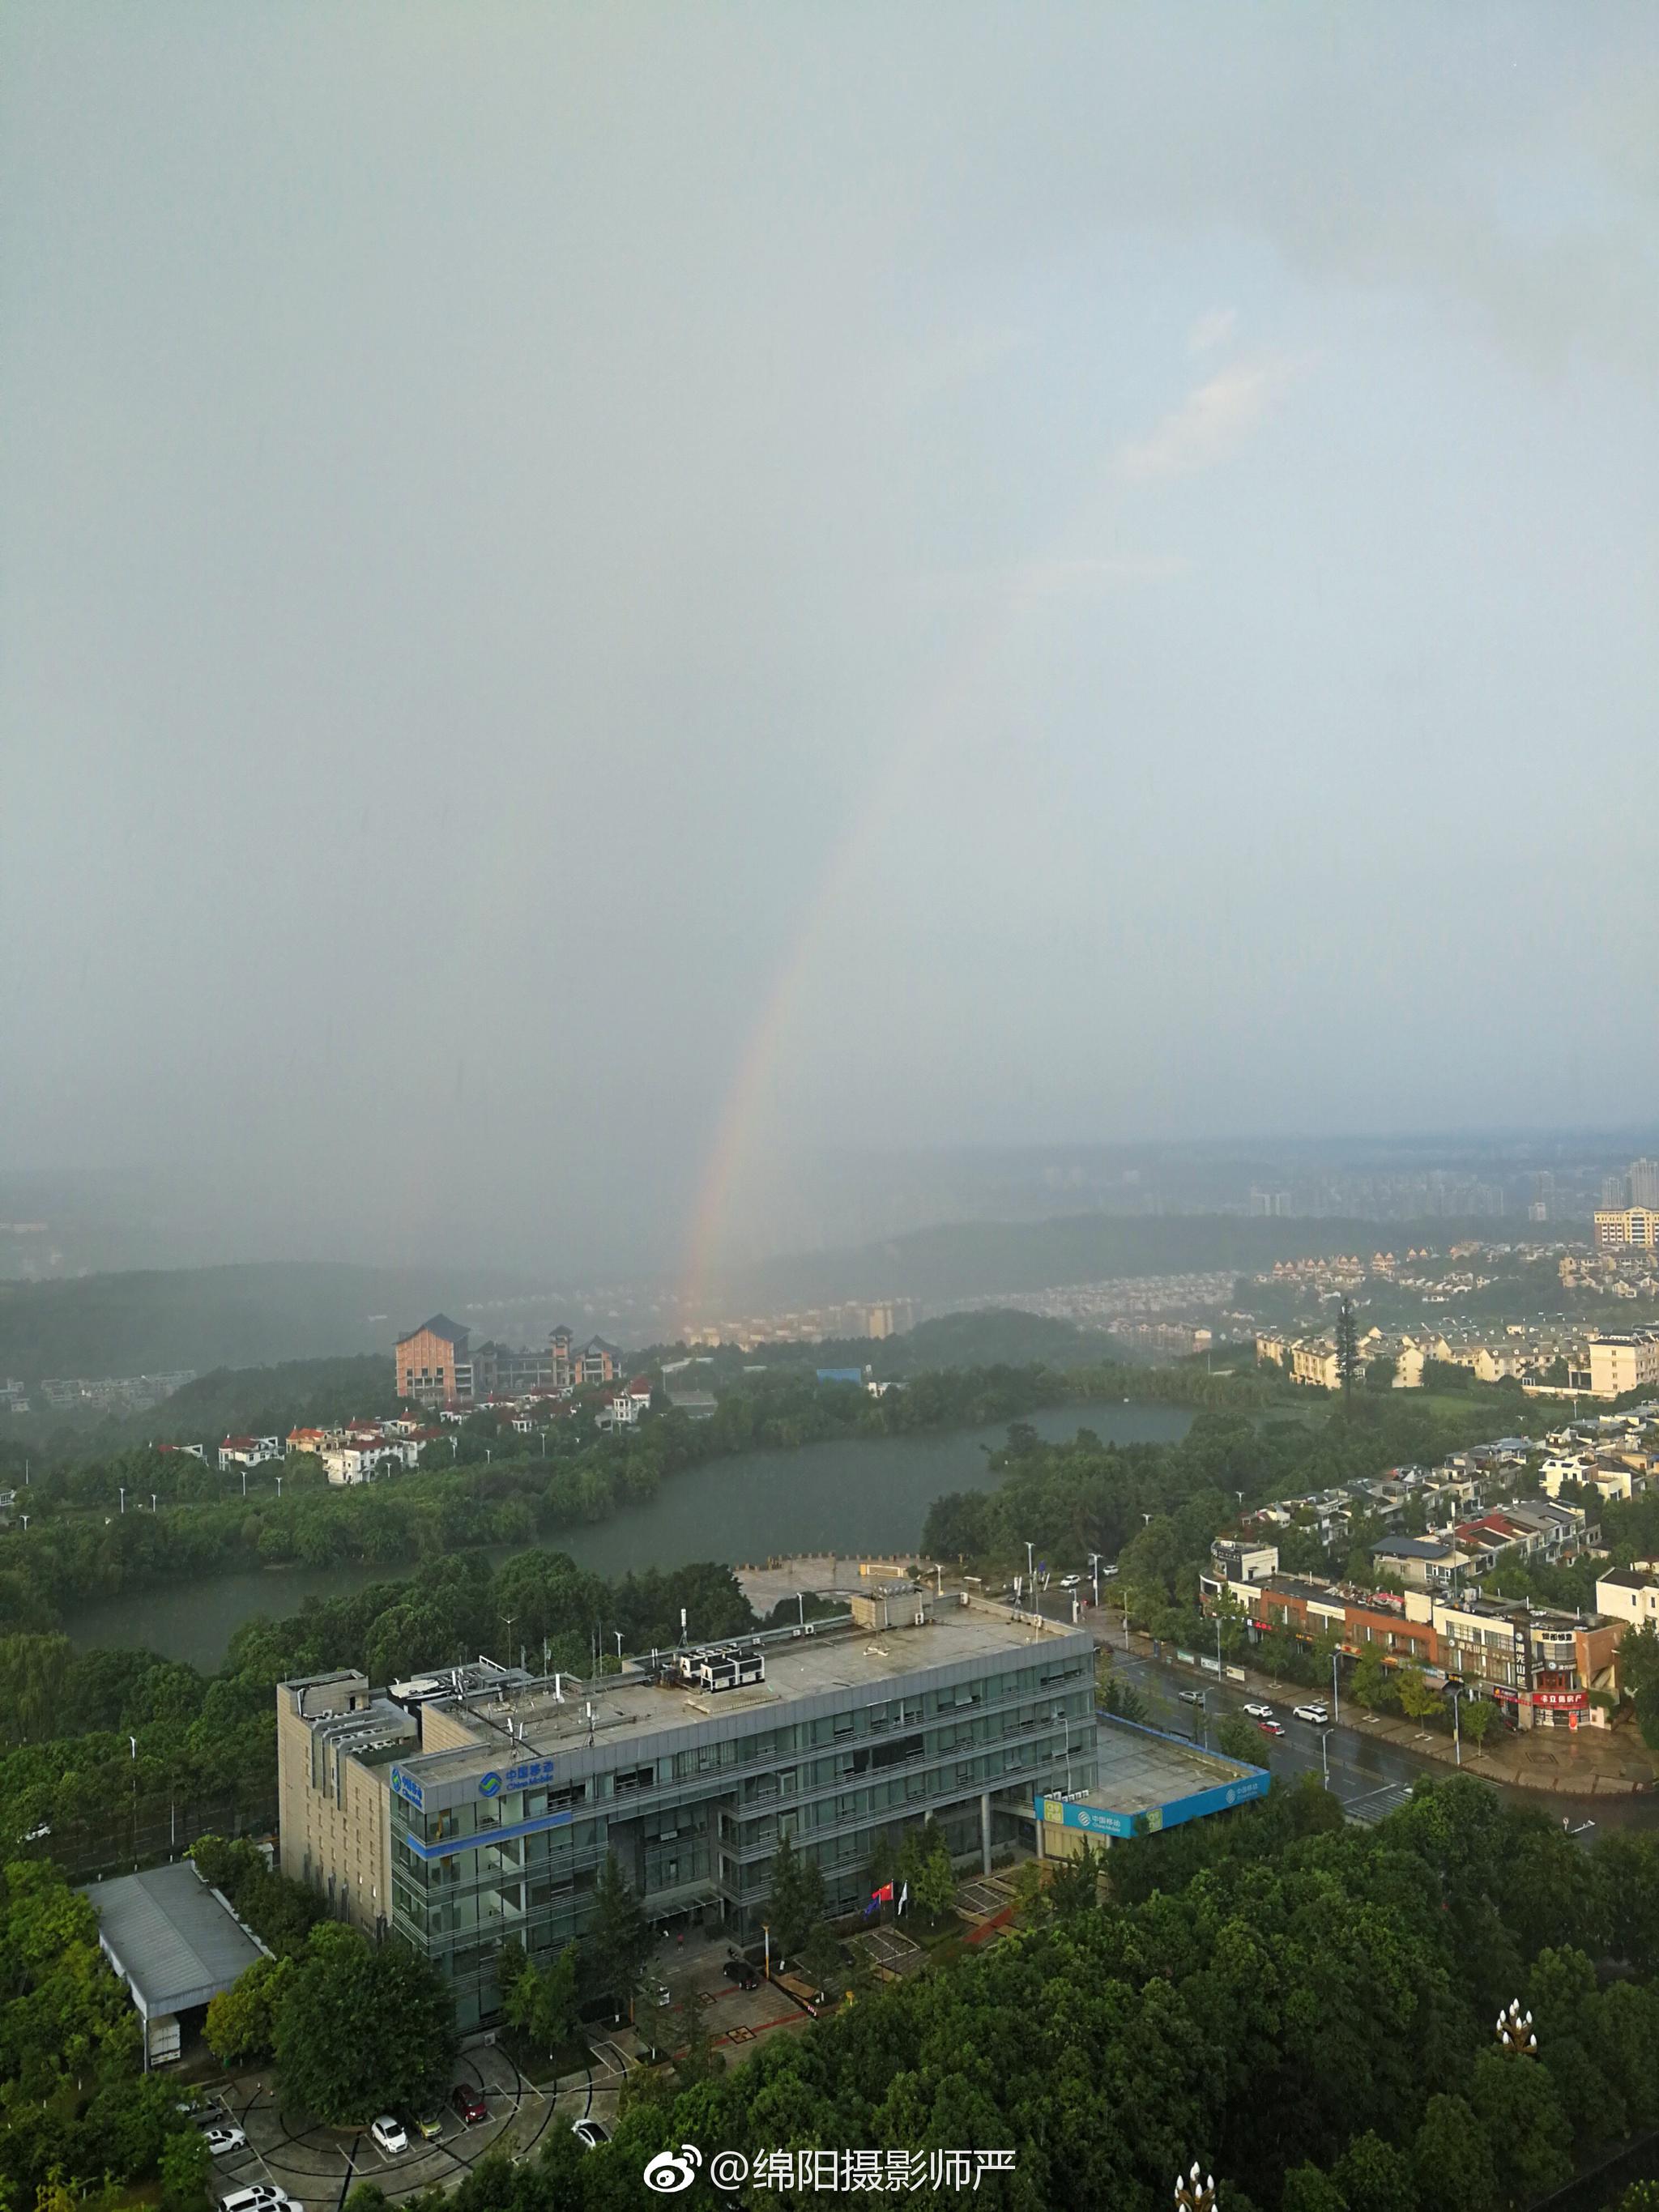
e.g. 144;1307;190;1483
1588;1330;1659;1400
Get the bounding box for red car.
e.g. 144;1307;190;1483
1257;1720;1286;1738
451;2083;488;2126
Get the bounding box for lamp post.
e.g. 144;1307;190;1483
1495;2000;1537;2056
118;1486;126;1515
1320;1728;1333;1791
1175;2162;1218;2212
502;1614;516;1672
1087;1553;1102;1609
1331;1648;1341;1724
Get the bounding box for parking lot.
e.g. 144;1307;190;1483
646;1925;818;2057
199;2036;623;2210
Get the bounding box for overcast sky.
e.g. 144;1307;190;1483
3;4;1657;1281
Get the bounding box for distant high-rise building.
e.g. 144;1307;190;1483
1630;1159;1659;1207
1249;1188;1291;1217
1594;1207;1659;1251
1603;1174;1631;1209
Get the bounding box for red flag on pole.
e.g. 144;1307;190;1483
872;1881;894;1903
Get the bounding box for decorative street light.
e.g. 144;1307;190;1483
1175;2161;1218;2212
1495;2000;1537;2056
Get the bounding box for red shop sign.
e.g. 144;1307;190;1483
1530;1690;1589;1711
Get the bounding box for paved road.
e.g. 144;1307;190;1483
1102;1646;1437;1823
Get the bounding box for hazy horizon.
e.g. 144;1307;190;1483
5;4;1656;1288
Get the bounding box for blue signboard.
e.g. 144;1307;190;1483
390;1766;425;1811
1035;1767;1269;1840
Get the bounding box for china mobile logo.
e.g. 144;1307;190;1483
643;2143;703;2194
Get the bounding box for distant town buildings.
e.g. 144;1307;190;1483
394;1316;622;1409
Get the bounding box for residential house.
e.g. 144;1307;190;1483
217;1434;281;1473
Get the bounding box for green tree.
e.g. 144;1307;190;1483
204;1955;292;2067
1348;1646;1391;1711
1043;1841;1102;1919
158;2131;213;2212
1468;2048;1573;2206
1460;1695;1498;1750
586;1850;653;2012
1281;2167;1347;2212
1215;1714;1264;1764
529;1944;581;2054
1330;2132;1413;2212
1412;2094;1499;2212
1396;1665;1444;1725
273;1924;454;2125
766;1828;825;1959
1621;1623;1659;1749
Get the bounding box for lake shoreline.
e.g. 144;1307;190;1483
60;1399;1194;1669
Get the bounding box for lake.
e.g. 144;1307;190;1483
62;1399;1193;1670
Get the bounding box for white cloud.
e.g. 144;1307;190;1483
1188;306;1238;355
1116;354;1306;481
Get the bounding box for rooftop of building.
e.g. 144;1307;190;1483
1071;1714;1267;1824
79;1861;267;2018
382;1598;1087;1788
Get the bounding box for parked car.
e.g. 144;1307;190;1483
1177;1689;1203;1706
723;1957;760;1990
1059;1575;1080;1589
452;2083;488;2126
1292;1704;1330;1724
369;2116;408;2157
412;2108;444;2142
222;2190;299;2212
571;2120;611;2151
1257;1720;1286;1738
1243;1702;1273;1720
650;1981;672;2007
201;2125;247;2157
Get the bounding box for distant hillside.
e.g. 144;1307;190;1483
0;1261;544;1380
735;1212;1512;1307
120;1354;400;1445
865;1308;1127;1375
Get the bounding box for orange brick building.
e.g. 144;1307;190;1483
395;1315;469;1405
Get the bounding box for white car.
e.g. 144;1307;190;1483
222;2190;299;2212
1059;1575;1080;1589
369;2116;408;2157
571;2120;611;2151
1243;1703;1273;1720
1292;1704;1330;1724
1176;1689;1204;1706
202;2125;247;2157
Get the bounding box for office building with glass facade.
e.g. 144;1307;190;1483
277;1588;1095;2031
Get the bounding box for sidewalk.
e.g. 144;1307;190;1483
1094;1616;1657;1800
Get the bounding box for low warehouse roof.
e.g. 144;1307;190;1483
80;1860;266;2018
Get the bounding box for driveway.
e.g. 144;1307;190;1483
206;2036;622;2208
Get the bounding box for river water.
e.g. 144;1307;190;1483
62;1399;1193;1671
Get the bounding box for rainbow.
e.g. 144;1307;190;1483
676;555;1114;1329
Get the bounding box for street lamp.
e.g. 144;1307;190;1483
1331;1649;1341;1724
118;1486;126;1514
1175;2162;1218;2212
502;1614;516;1671
1495;2000;1537;2056
1087;1553;1102;1609
1320;1728;1333;1791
